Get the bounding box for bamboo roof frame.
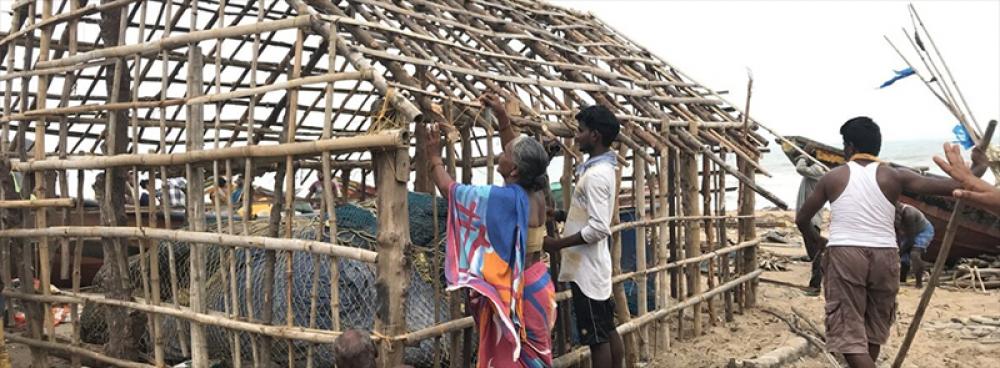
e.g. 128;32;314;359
1;0;783;366
1;0;787;211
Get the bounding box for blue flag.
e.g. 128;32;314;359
952;124;974;149
879;67;916;89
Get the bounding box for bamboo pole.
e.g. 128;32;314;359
36;15;315;70
34;0;55;353
71;169;83;368
680;150;702;337
5;335;155;368
245;1;263;364
634;152;649;361
702;154;718;326
99;0;136;359
891;200;963;368
609;146;639;368
738;154;758;308
373;147;411;367
321;21;342;338
0;198;75;208
9;129;407;172
655;146;670;349
3;290;350;345
283;29;305;367
186;45;209;368
908;4;981;137
718;152;733;322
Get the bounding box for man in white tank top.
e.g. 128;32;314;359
796;117;988;368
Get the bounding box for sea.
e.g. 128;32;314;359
751;138;994;210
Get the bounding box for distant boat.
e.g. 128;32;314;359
779;136;1000;260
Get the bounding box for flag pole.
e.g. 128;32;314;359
909;3;982;136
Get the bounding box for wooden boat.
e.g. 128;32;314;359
779;136;1000;260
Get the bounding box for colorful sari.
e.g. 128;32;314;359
445;183;555;367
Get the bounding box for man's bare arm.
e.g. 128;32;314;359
796;174;830;248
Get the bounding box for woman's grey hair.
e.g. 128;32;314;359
510;136;550;192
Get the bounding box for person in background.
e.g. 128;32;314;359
894;203;934;287
332;329;376;368
230;176;245;209
206;177;233;206
305;178;341;209
138;179;151;206
157;177;187;209
792;150;828;295
796;117;987;368
544;105;624;368
425;91;556;367
934;142;999;214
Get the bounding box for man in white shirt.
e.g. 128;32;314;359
544;105;623;368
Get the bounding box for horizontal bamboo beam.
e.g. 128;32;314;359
36;15;315;69
0;198;76;209
397;315;474;345
0;226;377;262
186;70;373;105
3;290;350;345
3;99;186;122
551;269;764;368
612;239;759;283
610;214;753;232
5;334;155;368
8;129;407;171
0;0;137;48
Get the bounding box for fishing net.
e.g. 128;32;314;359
81;192;451;367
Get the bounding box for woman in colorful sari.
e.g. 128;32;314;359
423;94;556;367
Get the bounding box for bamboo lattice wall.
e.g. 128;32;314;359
0;0;785;367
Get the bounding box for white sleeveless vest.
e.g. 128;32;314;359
827;161;897;248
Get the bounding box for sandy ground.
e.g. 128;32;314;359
4;211;998;368
646;211;999;368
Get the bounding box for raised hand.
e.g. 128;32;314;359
933;143;1000;213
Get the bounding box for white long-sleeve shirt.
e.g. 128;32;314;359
558;161;615;300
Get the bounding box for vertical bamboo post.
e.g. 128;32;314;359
656;148;670;349
99;0;136;360
0;317;9;368
34;0;55;353
717;152;733;322
71;169;84;368
373;147;411;367
321;21;342;336
555;138;574;355
186;45;209;368
738;155;757;308
610;147;638;368
283;28;306;367
670;148;685;338
244;1;263;363
680;151;702;337
702;154;717;326
634;152;649;361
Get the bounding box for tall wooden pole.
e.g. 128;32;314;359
680;151;702;337
738;155;758;308
634;152;649;360
374;147;411;367
185;45;209;368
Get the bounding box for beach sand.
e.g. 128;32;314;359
644;210;998;368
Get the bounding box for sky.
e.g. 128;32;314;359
551;0;1000;146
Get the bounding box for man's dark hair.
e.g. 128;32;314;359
575;105;620;146
333;329;376;368
840;116;882;155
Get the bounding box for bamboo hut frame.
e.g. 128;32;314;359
0;0;783;367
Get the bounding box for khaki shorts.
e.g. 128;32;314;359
822;246;900;354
